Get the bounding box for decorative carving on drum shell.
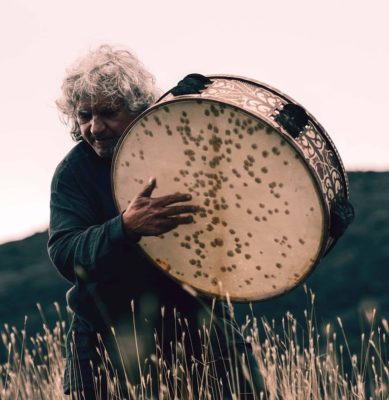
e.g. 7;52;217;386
202;79;283;119
296;125;344;205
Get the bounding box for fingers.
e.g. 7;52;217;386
159;205;198;217
137;177;157;198
171;215;194;225
157;215;194;234
154;193;192;207
136;179;192;208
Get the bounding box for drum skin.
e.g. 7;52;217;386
112;75;349;302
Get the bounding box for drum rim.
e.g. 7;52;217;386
112;96;330;302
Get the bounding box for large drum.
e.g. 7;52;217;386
112;75;350;302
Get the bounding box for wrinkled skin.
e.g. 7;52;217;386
122;177;197;237
77;98;135;159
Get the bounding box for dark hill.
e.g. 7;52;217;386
0;172;388;353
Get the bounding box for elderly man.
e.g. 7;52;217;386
49;45;258;399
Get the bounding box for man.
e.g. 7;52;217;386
49;45;256;399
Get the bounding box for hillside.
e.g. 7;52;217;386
0;172;387;353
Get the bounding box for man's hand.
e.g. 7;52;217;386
122;177;197;237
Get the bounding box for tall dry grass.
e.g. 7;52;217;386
0;293;388;400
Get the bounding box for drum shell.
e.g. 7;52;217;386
112;75;349;301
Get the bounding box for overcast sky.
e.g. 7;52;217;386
0;0;388;244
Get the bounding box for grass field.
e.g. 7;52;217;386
1;295;388;400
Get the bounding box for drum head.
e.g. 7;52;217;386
112;99;326;301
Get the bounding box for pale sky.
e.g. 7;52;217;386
0;0;388;244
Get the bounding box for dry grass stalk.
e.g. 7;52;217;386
0;297;387;399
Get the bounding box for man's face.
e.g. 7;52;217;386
76;98;138;158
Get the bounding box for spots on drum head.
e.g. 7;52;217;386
144;129;154;137
180;242;191;249
269;181;276;189
232;168;241;178
210;238;223;247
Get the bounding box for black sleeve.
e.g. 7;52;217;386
47;160;125;283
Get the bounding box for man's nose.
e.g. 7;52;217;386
90;115;106;135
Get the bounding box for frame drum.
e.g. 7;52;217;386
112;75;349;302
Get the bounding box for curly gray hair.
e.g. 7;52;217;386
56;45;161;141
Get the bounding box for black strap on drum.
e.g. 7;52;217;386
324;195;355;256
330;196;355;238
170;73;212;96
275;103;309;139
156;73;212;103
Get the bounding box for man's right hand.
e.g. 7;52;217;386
121;177;197;237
